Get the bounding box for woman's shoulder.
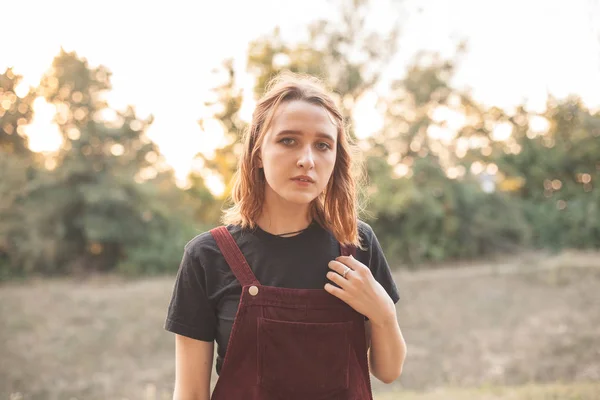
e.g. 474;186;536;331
357;219;376;243
183;224;243;260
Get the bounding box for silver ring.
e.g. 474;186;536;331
342;267;352;279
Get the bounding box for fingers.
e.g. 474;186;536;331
328;259;351;275
326;270;348;287
335;255;368;272
331;256;370;283
324;283;348;301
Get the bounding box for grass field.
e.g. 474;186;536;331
1;250;599;399
375;382;600;400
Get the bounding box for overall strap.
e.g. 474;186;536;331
210;226;260;287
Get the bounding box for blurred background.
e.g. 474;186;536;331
1;0;600;399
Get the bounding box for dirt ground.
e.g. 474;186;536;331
1;250;599;400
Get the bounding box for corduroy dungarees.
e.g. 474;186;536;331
209;226;373;400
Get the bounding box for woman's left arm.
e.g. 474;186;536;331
325;255;407;384
365;317;406;383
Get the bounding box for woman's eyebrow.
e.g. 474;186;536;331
275;130;336;142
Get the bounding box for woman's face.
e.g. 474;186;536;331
259;100;338;206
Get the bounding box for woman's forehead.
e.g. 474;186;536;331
270;100;337;134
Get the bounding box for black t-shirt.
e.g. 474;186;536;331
164;219;400;375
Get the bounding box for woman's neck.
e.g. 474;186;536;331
256;197;313;236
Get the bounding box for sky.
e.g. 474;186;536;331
2;0;599;188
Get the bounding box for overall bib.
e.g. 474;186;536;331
209;226;373;400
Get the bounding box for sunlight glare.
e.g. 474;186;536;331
393;163;409;178
204;173;226;197
470;161;484;175
529;116;550;135
23;97;62;152
110;143;125;156
14;81;31;98
354;91;384;139
492;122;512;141
239;73;257;123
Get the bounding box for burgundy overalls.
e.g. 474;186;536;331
209;226;373;400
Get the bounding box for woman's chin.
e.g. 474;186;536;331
280;191;318;205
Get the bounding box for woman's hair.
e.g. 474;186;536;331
222;71;366;248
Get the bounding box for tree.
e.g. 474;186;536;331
482;96;600;248
365;53;529;265
193;59;246;205
0;68;42;278
8;49;194;275
0;68;37;156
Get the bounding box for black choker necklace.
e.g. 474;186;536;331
275;221;313;237
276;228;308;237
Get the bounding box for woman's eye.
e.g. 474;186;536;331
280;138;295;146
316;142;332;151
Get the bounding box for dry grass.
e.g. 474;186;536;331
375;382;600;400
379;250;600;393
1;250;599;399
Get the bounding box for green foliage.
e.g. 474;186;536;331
482;97;600;250
0;69;46;279
363;52;529;264
2;1;600;279
192;59;246;203
1;50;197;279
32;49;161;273
115;175;202;276
521;190;600;250
365;153;529;265
0;68;37;156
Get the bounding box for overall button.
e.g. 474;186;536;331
249;286;259;296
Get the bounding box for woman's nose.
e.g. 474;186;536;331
297;147;315;169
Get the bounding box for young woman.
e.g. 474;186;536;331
165;72;407;399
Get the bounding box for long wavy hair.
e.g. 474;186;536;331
222;72;366;248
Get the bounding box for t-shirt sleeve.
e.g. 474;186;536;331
362;223;400;304
164;246;216;342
